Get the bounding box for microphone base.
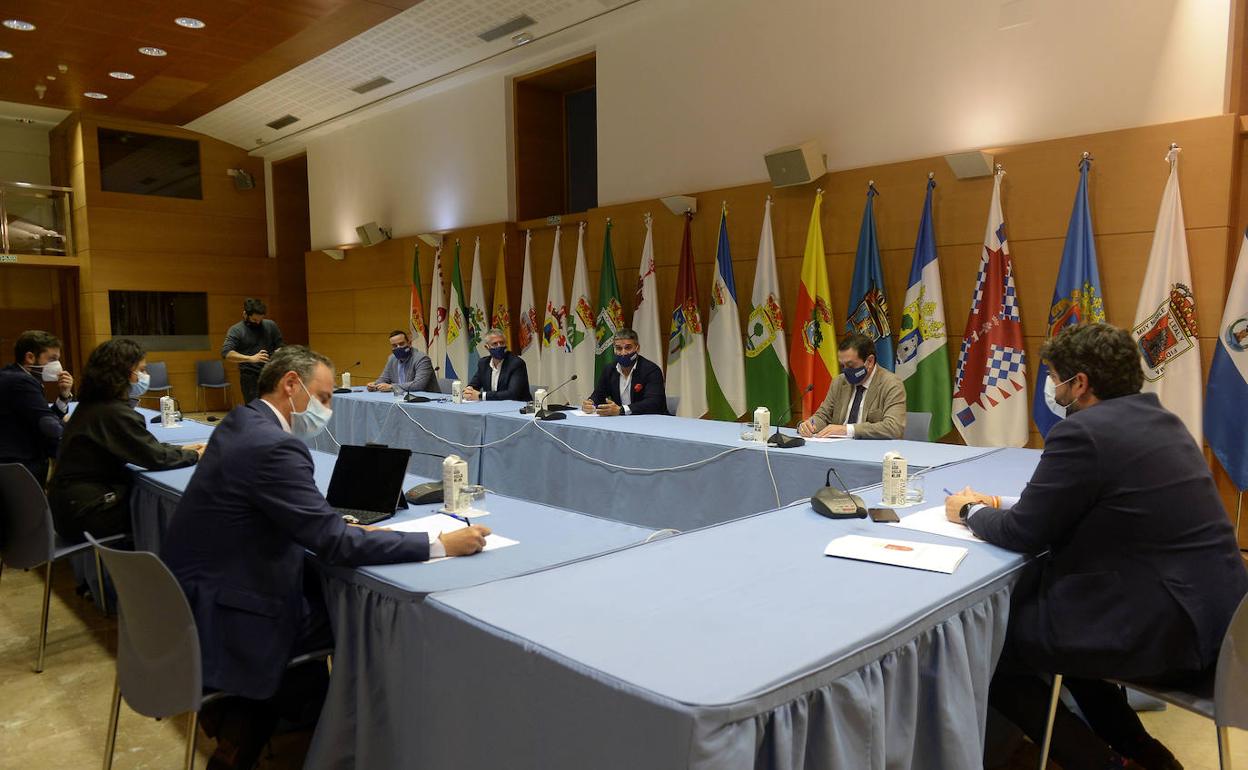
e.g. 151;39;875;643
404;395;431;403
519;403;537;414
767;431;805;449
536;409;567;421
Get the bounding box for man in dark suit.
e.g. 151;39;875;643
582;328;668;416
0;330;75;485
163;345;489;769
463;328;530;401
944;324;1247;770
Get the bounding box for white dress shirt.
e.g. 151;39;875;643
617;363;635;415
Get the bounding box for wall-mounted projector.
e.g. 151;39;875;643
764;140;826;188
356;221;392;246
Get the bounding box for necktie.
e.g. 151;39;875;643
847;385;866;424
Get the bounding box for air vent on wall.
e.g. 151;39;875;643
265;114;300;130
478;14;535;42
351;76;393;94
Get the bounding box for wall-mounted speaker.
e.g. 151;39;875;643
763;140;826;188
943;151;995;179
227;168;255;190
355;221;388;246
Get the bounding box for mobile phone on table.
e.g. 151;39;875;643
868;507;899;523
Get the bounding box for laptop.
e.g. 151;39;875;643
326;444;412;526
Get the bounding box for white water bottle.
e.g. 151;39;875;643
451;380;464;403
534;388;548;412
160;396;177;427
882;451;908;506
753;406;770;443
442;455;468;512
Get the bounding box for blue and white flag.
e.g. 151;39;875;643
846;184;894;369
1034;156;1105;437
1206;229;1248;490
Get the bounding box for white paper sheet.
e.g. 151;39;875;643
383;513;518;562
805;435;850;442
824;534;968;574
567;411;600;418
887;505;985;543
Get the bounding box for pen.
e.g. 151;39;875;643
443;511;471;527
943;487;954;497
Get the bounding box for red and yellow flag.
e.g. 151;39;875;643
791;191;839;417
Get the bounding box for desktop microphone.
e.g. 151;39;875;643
533;374;578;420
402;365;442;403
811;465;868;520
334;361;362;393
767;383;814;448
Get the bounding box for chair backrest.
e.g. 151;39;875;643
665;395;679;416
1215;592;1248;729
195;359;227;386
146;361;171;390
87;534;204;719
903;412;932;442
437;377;453;394
0;463;54;570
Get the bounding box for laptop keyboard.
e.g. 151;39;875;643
335;507;394;526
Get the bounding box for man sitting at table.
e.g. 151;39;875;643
944;323;1247;770
0;330;75;485
797;332;905;439
366;329;434;394
162;345;490;770
463;328;530;401
582;328;668;416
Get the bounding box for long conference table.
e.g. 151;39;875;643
112;395;1042;769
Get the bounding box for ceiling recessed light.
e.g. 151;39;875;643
109;71;135;80
84;91;109;100
138;46;167;57
2;19;35;32
45;74;55;80
0;50;12;60
174;17;205;29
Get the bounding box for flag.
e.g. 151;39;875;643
1206;229;1248;490
791;190;838;417
633;214;664;371
896;178;952;441
567;222;596;400
517;231;541;382
595;221;624;380
541;227;571;388
667;213;708;418
409;245;429;354
744;197;791;421
705;203;745;420
1033;156;1106;437
953;169;1029;447
490;235;512;348
846;184;894;369
427;245;447;379
444;241;471;381
468;237;489;361
1133;147;1202;446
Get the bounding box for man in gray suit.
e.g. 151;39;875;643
798;332;906;439
366;329;435;395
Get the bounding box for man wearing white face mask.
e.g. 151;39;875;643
944;324;1247;770
163;345;490;770
0;330;76;484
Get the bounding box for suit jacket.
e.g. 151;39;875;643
0;363;66;483
467;352;530;401
376;351;435;393
588;356;668;415
809;366;906;439
967;393;1248;683
162;401;430;699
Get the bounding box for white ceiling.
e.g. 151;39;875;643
186;0;630;151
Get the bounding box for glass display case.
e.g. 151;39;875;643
0;182;74;256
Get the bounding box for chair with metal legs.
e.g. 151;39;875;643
88;535;333;770
0;463;123;672
1037;592;1248;769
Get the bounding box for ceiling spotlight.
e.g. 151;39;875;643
2;19;36;31
0;50;12;60
174;17;205;29
512;32;533;46
46;74;56;80
84;91;109;100
109;71;135;80
138;46;167;57
15;117;34;124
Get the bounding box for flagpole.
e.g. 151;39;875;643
1237;490;1243;544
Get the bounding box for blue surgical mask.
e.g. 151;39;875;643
129;371;151;399
1043;373;1077;418
615;352;638;368
290;380;333;439
489;346;507;360
843;365;868;386
393;346;413;361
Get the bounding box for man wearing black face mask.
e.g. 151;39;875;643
0;330;75;485
366;330;434;394
944;324;1247;770
222;297;284;403
464;328;530;401
582;328;669;416
798;332;906;439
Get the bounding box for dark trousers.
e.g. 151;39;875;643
239;367;260;404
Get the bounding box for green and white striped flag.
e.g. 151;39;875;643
743;198;791;421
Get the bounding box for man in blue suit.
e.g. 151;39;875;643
582;328;668;415
163;345;489;769
945;324;1247;770
463;328;530;401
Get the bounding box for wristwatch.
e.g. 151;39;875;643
958;501;974;523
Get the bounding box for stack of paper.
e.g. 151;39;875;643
385;513;518;563
824;534;968;574
887;505;985;543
